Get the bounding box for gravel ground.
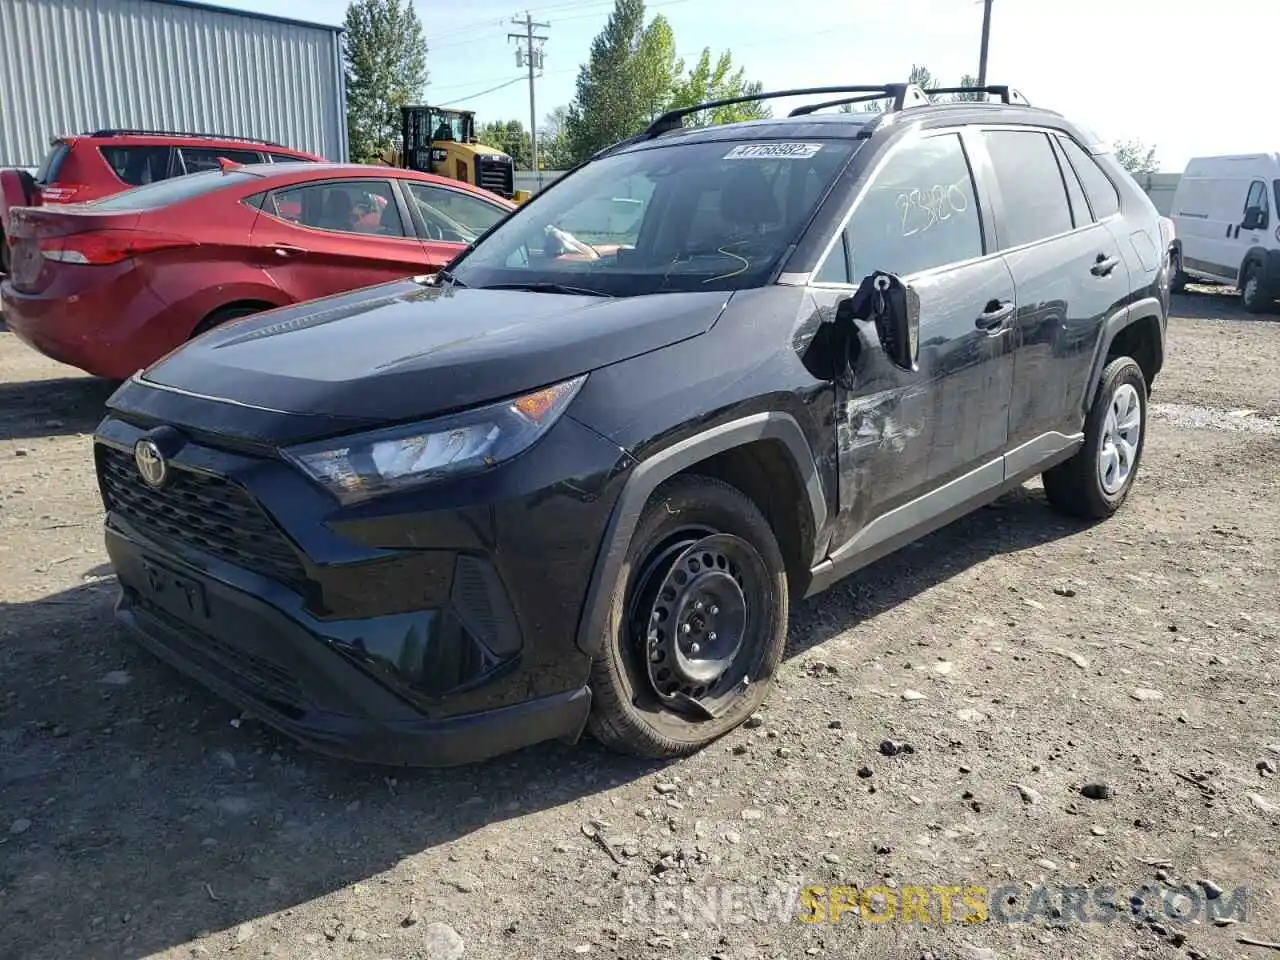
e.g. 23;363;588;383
1;285;1278;960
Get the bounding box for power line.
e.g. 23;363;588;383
436;76;529;106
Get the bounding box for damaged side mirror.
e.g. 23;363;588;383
843;271;920;373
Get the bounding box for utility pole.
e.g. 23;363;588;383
976;0;993;89
509;12;549;184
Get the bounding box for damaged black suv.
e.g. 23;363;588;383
93;83;1170;766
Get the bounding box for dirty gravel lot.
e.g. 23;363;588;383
1;287;1278;960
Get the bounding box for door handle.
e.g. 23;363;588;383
975;299;1014;331
1091;254;1120;277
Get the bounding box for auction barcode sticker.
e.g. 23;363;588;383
723;142;823;160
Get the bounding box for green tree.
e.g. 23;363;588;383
539;106;575;170
948;73;984;101
1113;139;1160;176
666;48;771;128
343;0;428;163
477;119;531;169
565;0;659;162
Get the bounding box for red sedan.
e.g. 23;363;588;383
1;163;514;379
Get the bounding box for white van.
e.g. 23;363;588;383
1169;153;1280;312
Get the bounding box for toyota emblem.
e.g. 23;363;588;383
134;438;169;488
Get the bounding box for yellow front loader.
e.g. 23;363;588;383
382;106;530;204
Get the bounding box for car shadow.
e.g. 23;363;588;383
1171;285;1279;321
0;374;117;441
0;486;1087;960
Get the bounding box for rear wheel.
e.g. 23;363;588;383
1240;263;1271;314
587;475;788;759
1043;356;1147;519
192;303;266;338
1169;250;1187;294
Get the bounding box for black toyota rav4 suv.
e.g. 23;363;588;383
93;83;1171;766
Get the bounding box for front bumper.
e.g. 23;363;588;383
95;404;631;766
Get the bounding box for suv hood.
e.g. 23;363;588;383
141;279;729;422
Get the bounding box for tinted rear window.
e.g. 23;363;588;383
88;170;259;210
100;145;171;186
35;142;71;184
270;152;316;163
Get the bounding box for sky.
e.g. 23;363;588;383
218;0;1277;172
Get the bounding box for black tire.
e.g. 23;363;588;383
1043;356;1148;519
192;303;265;338
1240;262;1271;314
1169;250;1187;295
587;474;789;759
0;225;10;277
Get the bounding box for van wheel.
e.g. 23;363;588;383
587;475;788;759
1169;251;1187;294
1043;357;1147;520
1240;264;1271;314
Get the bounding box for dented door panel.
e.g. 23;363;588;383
824;256;1015;552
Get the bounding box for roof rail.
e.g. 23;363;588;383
641;84;932;139
87;129;285;147
924;85;1029;105
788;83;1030;118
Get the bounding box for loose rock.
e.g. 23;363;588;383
1012;783;1043;805
879;739;915;757
422;922;465;960
234;924;254;945
1197;879;1223;900
653;782;678;795
9;818;31;835
1257;759;1278;776
856;765;873;779
1247;792;1278;813
348;928;370;942
1080;782;1114;800
744;713;764;729
403;908;422;927
1131;688;1164;702
902;689;926;702
741;808;764;821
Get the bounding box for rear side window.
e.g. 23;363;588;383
100;146;172;186
35;142;71;184
983;130;1073;247
179;147;266;173
1058;136;1121;220
88;170;258;210
1052;139;1092;227
269;152;316;164
844;132;984;278
265;180;405;237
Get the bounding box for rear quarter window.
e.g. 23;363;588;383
1058;136;1121;220
88;170;258;210
99;145;172;186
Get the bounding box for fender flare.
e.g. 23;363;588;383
573;411;827;657
1240;245;1280;290
1082;296;1165;411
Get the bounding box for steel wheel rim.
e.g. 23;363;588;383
1098;382;1142;495
627;529;769;716
1245;273;1260;304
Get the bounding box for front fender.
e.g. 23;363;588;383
573;412;826;657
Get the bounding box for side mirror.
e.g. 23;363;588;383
844;271;920;372
1242;207;1268;231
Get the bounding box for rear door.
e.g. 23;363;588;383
976;127;1130;460
250;177;429;300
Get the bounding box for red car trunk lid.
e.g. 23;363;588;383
7;206;144;291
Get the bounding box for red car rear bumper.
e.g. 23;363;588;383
1;267;172;380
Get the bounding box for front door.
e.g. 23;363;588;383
820;129;1016;553
251;178;431;301
976;128;1132;457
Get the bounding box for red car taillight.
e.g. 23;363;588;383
40;230;190;265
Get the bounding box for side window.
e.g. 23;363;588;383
982;130;1074;247
814;234;851;284
265;180;405;237
179;147;268;174
99;146;172;186
1052;138;1092;228
1244;180;1269;216
269;152;315;164
845;132;984;278
1057;136;1121;220
405;182;506;244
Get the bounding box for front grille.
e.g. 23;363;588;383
98;445;307;589
477;156;514;198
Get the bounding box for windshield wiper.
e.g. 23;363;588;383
481;281;614;298
419;268;465;288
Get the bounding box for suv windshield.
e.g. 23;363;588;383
451;138;856;295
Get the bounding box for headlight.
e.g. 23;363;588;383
284;375;586;504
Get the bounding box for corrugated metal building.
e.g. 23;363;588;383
0;0;347;167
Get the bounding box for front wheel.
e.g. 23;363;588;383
1043;356;1148;519
1240;264;1271;314
587;475;789;759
